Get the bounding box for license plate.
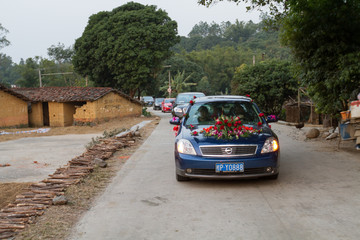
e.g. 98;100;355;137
215;162;244;173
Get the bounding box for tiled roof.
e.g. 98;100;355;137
0;84;30;101
11;86;141;105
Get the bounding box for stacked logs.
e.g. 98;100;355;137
0;132;137;239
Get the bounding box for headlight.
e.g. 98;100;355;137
177;139;196;155
174;107;183;113
261;137;279;154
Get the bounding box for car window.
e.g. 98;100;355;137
185;101;261;126
143;96;153;101
176;93;204;104
164;99;174;103
155;98;164;103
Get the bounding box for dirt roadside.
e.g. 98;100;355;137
0;115;159;239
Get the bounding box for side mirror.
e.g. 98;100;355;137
170;117;181;125
266;115;278;123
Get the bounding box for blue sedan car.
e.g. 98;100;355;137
170;95;280;181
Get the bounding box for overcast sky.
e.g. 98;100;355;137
0;0;262;63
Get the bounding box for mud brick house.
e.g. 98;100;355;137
0;84;30;128
12;86;142;127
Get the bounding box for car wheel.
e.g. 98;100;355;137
176;174;190;181
266;173;279;180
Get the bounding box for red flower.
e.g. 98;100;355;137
269;124;272;128
259;113;265;117
257;122;262;126
220;125;225;130
224;119;228;124
189;100;194;105
246;94;251;97
173;126;179;131
193;96;197;99
191;131;198;136
227;123;232;127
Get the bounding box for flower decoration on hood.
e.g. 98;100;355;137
198;115;262;140
189;100;194;105
259;113;265;118
191;131;199;136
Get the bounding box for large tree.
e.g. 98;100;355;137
73;2;179;97
198;0;360;115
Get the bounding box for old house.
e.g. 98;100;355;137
0;84;30;128
12;87;142;127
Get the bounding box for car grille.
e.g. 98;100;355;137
191;167;267;175
200;145;257;157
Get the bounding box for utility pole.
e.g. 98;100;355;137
163;65;171;98
38;70;74;87
38;69;42;87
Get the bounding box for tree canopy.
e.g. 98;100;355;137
198;0;360;116
232;60;298;115
73;2;180;97
0;23;10;50
281;0;360;114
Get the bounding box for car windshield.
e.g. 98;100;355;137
185;101;261;126
143;96;153;101
155;98;164;103
176;93;205;104
164;99;174;103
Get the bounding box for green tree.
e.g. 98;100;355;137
47;43;74;64
0;54;21;86
231;60;298;115
16;58;40;87
160;70;196;97
0;23;10;50
281;0;360;114
155;55;205;96
73;2;180;97
199;0;360;116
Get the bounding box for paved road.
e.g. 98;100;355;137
0;133;101;183
70;111;360;240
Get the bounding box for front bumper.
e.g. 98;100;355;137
175;151;279;179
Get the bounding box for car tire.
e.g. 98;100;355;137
266;173;279;180
176;174;190;181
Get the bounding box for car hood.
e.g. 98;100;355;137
178;125;275;145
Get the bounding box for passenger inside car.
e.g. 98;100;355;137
197;106;211;124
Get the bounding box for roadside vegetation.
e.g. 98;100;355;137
1;0;360;120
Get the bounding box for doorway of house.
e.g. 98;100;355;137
42;102;49;126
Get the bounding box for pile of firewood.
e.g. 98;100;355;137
0;132;138;239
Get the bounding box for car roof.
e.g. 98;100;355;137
194;95;252;103
177;92;205;96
